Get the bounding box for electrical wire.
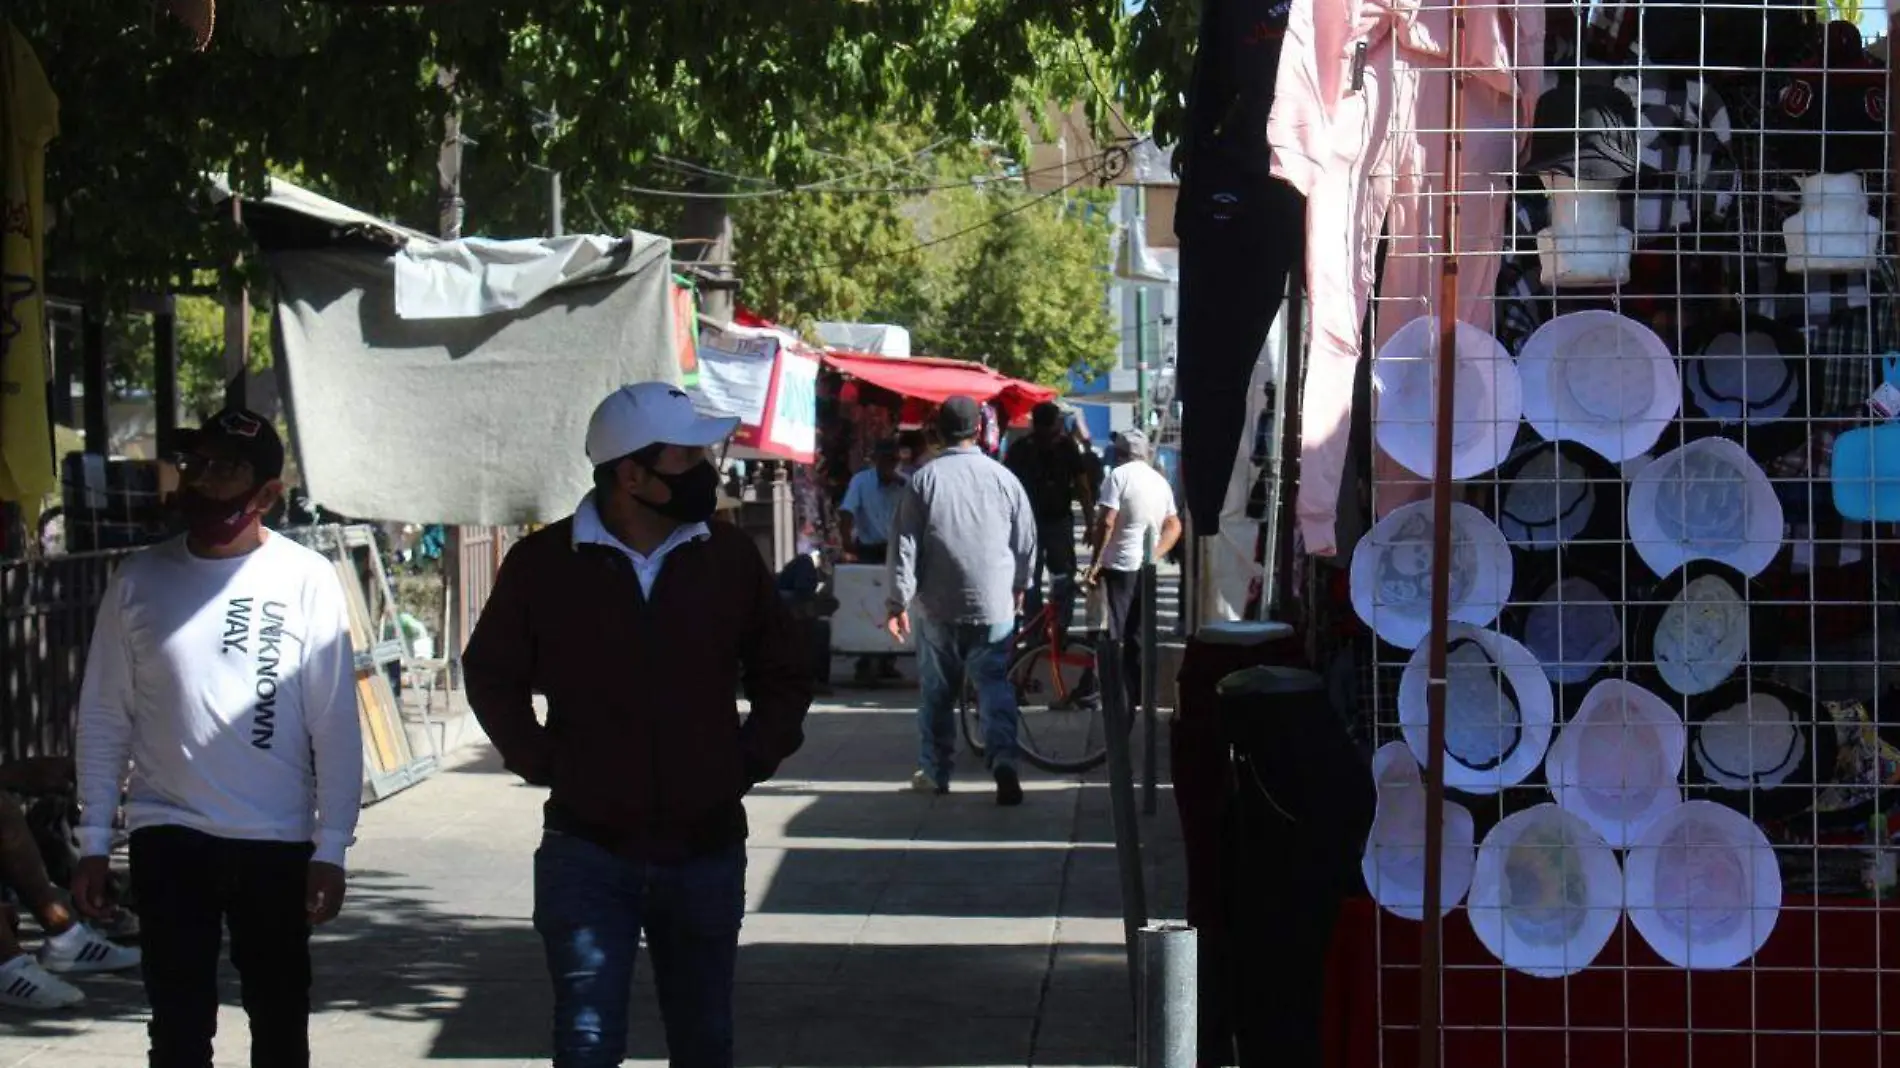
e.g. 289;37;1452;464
620;144;1132;200
756;156;1116;277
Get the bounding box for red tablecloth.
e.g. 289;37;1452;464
1324;895;1900;1068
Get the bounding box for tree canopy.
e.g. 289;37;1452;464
10;0;1136;300
722;123;1119;385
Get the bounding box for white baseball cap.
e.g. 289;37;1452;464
584;381;740;466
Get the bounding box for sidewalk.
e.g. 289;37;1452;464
0;690;1185;1067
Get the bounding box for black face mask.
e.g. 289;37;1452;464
634;460;719;524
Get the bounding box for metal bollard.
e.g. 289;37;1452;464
1137;922;1197;1068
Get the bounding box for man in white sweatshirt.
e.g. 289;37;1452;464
71;408;363;1068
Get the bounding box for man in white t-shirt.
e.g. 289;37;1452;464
1085;430;1183;712
72;408;363;1068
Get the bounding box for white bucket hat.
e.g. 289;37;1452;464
1349;501;1514;649
1626;800;1782;970
1627;438;1785;579
1397;624;1555;795
1543;678;1687;848
1520;310;1681;463
1467;803;1623;978
1362;742;1478;920
1372;316;1524;480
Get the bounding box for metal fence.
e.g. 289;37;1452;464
0;549;131;761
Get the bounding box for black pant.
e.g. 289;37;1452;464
1101;568;1144;711
131;826;315;1068
1176;171;1304;534
1025;519;1078;632
852;542;888;566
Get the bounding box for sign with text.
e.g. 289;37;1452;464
695;324;816;463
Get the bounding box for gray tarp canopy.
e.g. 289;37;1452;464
235;176;678;525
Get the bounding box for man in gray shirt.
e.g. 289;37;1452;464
886;396;1037;805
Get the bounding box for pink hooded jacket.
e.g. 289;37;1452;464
1270;0;1543;557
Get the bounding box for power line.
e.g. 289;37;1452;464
761;157;1114;278
620;147;1123;201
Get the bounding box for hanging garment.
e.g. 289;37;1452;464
1176;0;1306;535
1269;0;1542;557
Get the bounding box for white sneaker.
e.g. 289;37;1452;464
0;955;84;1010
39;923;141;975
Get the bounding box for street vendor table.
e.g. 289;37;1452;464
1322;894;1900;1068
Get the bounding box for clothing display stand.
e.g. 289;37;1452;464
283;524;439;801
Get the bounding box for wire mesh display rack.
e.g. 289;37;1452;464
1300;1;1900;1065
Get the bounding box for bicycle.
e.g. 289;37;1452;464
955;593;1125;773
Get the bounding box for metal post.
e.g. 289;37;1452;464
80;304;107;454
153;301;178;450
1141;558;1160;815
1137;922;1198;1068
1099;638;1149;1007
549;170;565;238
437;79;467;686
1417;8;1469;1068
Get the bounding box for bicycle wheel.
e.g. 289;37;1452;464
960;639;1114;774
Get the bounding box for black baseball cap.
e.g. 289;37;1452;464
937;395;983;441
180;407;286;482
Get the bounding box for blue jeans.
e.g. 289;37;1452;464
533;832;746;1068
915;617;1020;782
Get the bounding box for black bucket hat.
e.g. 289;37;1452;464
1522;83;1641;182
1627;561;1781;700
1677;316;1808;463
1486;439;1627;565
1685;677;1836;822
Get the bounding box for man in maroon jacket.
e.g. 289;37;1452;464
463;382;812;1068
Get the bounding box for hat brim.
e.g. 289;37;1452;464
1626;800;1782;970
660;414;742;448
1683;678;1836;822
1628;438;1786;579
1372;317;1524;480
1398;624;1555;795
1467;804;1623;978
1520;311;1680;463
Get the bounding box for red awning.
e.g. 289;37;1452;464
822;351;1057;425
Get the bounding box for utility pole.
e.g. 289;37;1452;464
1133;186;1149;434
680;181;736;323
437;72;466;686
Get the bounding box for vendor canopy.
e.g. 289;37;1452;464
821;351;1057;425
270;234;676;526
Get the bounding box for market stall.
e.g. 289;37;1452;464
1166;2;1900;1066
813;349;1057;655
